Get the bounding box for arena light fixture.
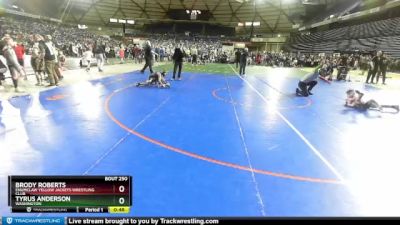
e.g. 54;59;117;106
127;20;135;24
238;22;244;27
78;24;88;29
245;22;253;26
253;21;261;26
118;19;126;24
186;9;201;15
110;18;118;23
282;0;297;3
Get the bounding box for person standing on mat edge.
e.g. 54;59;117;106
172;45;184;80
14;40;27;80
140;41;154;74
2;37;26;92
0;54;8;90
366;50;383;84
235;49;241;69
83;47;93;72
376;52;388;85
39;35;59;87
296;64;324;97
93;41;105;72
239;48;248;76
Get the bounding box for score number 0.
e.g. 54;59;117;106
118;185;126;205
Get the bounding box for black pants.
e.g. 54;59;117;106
141;59;153;73
376;70;386;84
235;60;239;68
0;73;4;85
366;69;378;83
357;100;398;111
297;81;317;97
336;67;347;80
173;61;182;79
192;55;197;64
239;62;246;75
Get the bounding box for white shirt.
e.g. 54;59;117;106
83;51;93;61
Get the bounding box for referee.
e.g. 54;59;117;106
140;41;154;74
172;45;184;80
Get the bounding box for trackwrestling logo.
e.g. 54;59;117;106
1;217;64;225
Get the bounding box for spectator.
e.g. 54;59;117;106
140;41;154;74
235;49;241;69
119;46;125;64
54;49;63;80
14;40;26;79
0;56;7;90
239;48;248;76
93;41;105;72
32;34;46;86
366;51;381;84
2;37;26;92
172;45;184;80
82;47;93;72
39;35;59;86
376;53;388;85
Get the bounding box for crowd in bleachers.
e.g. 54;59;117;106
287;17;400;60
1;14;400;93
0;17;120;56
246;50;400;72
146;34;224;63
0;16;120;92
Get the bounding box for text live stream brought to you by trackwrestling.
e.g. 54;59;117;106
0;217;223;225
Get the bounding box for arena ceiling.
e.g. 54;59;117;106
61;0;312;33
6;0;345;33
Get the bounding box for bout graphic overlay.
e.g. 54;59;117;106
8;176;132;213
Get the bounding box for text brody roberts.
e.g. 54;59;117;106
15;182;67;188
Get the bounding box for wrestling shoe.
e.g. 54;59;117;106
296;88;301;96
15;87;24;93
394;105;399;112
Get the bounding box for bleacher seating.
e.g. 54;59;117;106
287;17;400;58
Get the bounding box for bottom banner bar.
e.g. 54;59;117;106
2;217;400;225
